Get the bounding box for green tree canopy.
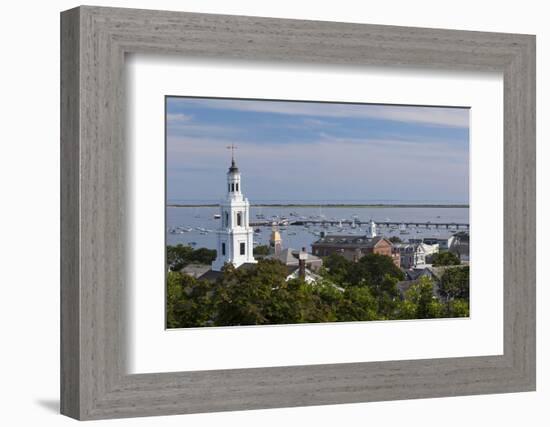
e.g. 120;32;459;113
336;286;378;321
216;259;292;326
189;247;217;264
345;253;404;288
166;251;468;328
432;251;461;266
166;271;216;328
447;299;470;318
167;244;216;271
399;276;444;319
253;244;271;256
439;266;470;302
323;253;352;284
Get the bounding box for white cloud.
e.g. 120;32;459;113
166;113;193;123
169;98;469;128
166;132;468;202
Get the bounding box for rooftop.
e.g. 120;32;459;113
198;262;257;281
313;235;387;248
267;248;322;265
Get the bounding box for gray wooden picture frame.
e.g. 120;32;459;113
60;5;536;421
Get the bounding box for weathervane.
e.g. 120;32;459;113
226;144;237;162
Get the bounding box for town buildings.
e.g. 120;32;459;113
267;225;323;271
408;233;469;261
265;225;323;283
408;236;454;251
393;242;439;269
185;155;467;285
311;234;401;267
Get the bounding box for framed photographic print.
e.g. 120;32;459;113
61;6;536;420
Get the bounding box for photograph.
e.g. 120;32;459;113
52;3;537;421
165;96;471;328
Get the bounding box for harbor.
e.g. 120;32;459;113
167;204;469;251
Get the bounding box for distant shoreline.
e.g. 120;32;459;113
167;203;469;209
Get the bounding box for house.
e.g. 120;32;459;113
393;242;439;269
311;235;400;267
286;267;322;284
449;231;470;261
267;247;323;272
197;261;258;282
267;224;323;271
396;264;468;299
181;263;211;278
405;266;439;281
267;247;323;284
396;276;439;298
409;236;454;251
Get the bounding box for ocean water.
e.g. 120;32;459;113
166;204;469;252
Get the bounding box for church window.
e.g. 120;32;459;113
240;242;245;255
231;183;235;192
228;183;230;192
222;242;226;255
237;212;242;226
225;211;229;226
236;183;239;192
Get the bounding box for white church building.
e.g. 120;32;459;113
211;155;257;271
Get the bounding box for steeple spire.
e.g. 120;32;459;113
212;145;256;271
227;143;237;161
227;144;238;172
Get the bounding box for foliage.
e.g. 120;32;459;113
395;275;469;320
447;299;470;317
432;251;461;266
167;244;216;271
190;247;218;264
399;277;444;319
166;271;217;328
216;260;294;325
376;274;401;318
439;266;470;302
388;236;402;243
310;280;345;322
323;253;352;284
165;251;469;328
336;286;378;321
345;253;405;287
253;244;271;256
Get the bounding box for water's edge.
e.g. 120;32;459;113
168;203;469;209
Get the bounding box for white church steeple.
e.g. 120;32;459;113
211;146;257;271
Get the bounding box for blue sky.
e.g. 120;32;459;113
166;97;469;204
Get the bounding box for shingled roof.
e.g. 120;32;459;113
197;262;257;281
267;248;322;265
